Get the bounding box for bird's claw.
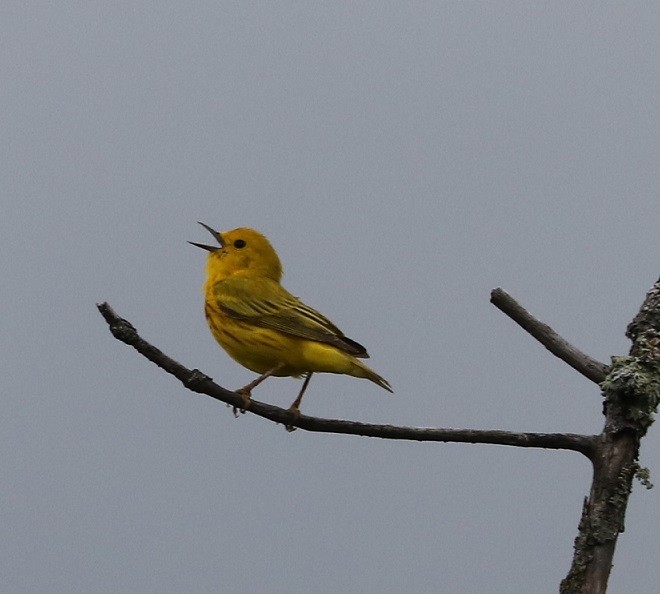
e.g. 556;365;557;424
285;405;301;432
233;388;252;417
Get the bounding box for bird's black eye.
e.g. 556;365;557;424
233;239;246;249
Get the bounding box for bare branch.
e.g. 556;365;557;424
97;302;597;459
491;288;609;385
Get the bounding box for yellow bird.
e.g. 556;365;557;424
190;223;392;413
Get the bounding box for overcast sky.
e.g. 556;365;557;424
3;3;660;593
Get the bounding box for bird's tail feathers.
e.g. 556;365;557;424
351;359;393;393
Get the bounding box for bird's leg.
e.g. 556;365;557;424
234;363;285;415
285;373;313;430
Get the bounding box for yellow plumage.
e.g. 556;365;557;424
190;224;392;412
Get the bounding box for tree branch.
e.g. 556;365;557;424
491;288;610;385
561;277;660;593
97;302;597;459
100;275;660;593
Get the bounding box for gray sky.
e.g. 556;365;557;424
3;2;660;592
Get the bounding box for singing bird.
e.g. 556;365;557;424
190;223;392;413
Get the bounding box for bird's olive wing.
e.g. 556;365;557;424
212;278;369;357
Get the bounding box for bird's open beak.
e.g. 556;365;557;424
188;222;224;252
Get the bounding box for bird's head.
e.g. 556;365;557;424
190;223;283;282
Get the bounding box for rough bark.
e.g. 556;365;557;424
561;279;660;593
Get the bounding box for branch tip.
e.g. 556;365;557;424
491;288;609;384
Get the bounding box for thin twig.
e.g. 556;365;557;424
491;288;609;384
97;302;597;459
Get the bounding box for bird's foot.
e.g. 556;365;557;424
233;388;252;417
285;404;301;432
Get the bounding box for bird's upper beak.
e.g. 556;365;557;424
188;222;224;252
